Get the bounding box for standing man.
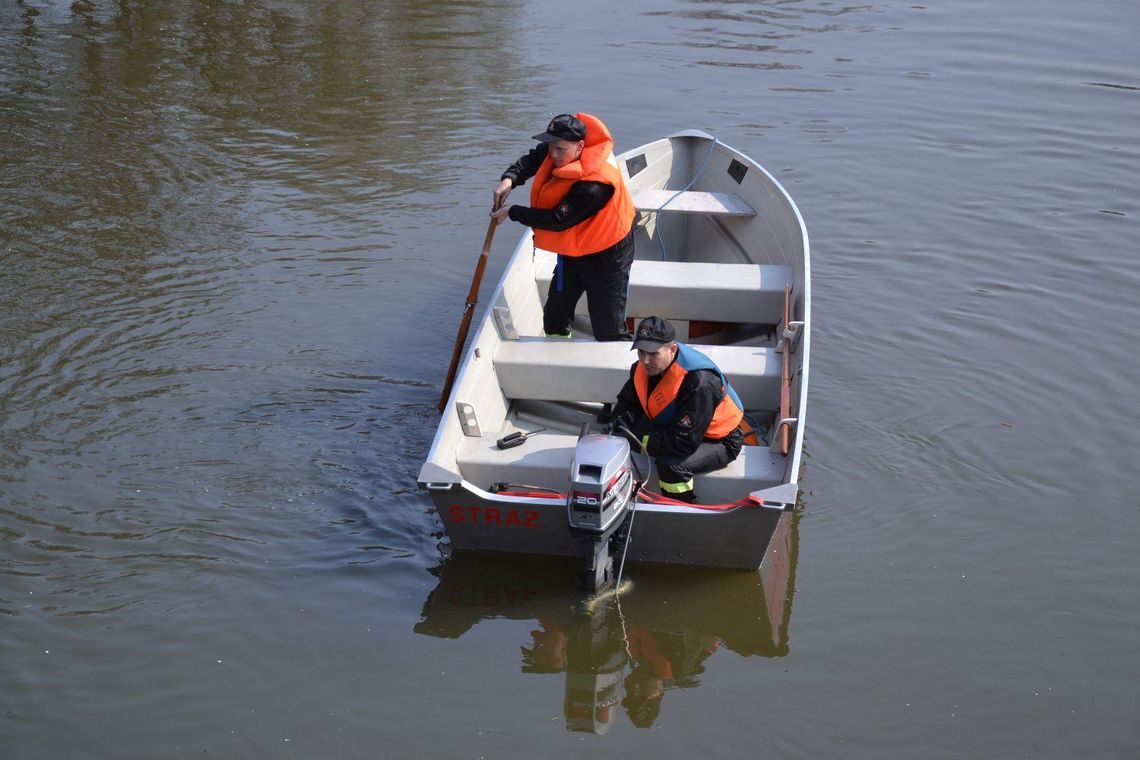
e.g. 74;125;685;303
490;113;636;341
604;317;744;503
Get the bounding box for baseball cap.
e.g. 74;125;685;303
532;114;587;143
631;316;677;352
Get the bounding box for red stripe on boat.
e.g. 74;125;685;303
493;490;760;511
635;492;760;511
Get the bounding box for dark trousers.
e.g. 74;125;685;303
632;422;743;502
542;228;635;341
656;428;743;487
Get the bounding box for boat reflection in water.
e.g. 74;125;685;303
415;512;800;733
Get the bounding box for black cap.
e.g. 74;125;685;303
532;114;586;143
631;316;677;352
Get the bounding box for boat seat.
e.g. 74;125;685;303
631;189;755;217
456;430;785;504
456;431;578;493
535;256;792;325
493;340;780;409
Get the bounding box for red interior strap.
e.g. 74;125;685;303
637;491;760;511
492;490;760;511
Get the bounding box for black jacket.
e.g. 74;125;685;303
610;362;732;460
501;143;615;231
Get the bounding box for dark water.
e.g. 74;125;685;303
2;0;1138;756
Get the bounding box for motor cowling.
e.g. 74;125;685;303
566;434;634;535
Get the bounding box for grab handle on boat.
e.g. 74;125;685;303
424;482;456;491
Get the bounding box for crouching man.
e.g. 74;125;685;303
604;316;744;503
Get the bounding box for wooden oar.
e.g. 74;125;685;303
779;284;791;455
438;218;497;412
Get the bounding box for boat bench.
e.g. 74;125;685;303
493;340;780;409
535;257;793;325
631;189;755;217
456;430;785;504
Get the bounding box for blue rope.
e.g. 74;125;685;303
654;136;718;260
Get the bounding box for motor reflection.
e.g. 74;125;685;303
415;512;799;733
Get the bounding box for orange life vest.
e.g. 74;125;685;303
633;344;744;440
529;113;636;257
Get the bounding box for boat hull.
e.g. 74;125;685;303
425;483;788;570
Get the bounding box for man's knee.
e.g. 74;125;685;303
656;458;691;484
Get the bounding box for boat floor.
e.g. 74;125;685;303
460;413;785;504
453;232;798;505
458;315;789;504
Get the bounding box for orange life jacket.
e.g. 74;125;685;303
529;113;636;257
633;344;744;440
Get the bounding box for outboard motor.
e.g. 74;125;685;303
562;604;627;734
567;432;637;592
